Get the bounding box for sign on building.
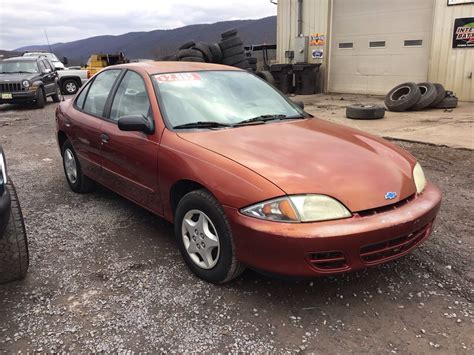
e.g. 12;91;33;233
453;17;474;48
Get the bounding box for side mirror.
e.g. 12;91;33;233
293;100;304;109
43;68;52;74
118;115;154;134
63;57;69;65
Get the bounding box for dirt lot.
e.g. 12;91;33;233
0;98;472;353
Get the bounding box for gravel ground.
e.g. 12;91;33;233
0;99;472;353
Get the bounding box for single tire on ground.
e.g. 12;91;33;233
177;49;204;59
430;83;446;108
179;41;195;50
384;82;421;112
179;57;206;63
192;42;213;62
209;43;223;63
174;189;245;284
255;71;275;86
346;104;386;120
0;180;29;284
221;29;238;39
411;82;438;111
219;36;243;51
222;45;244;58
222;53;246;66
435;96;458;109
62;79;79;95
51;85;61;102
35;88;45;109
62;140;94;193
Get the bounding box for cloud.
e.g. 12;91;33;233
0;0;277;50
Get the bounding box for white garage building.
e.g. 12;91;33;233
276;0;474;101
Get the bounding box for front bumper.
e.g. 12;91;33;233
0;185;11;238
225;183;442;277
0;91;36;105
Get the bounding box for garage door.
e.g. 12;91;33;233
329;0;434;95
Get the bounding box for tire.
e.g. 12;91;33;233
35;87;45;109
435;96;458;109
177;49;204;59
179;57;205;62
233;59;250;70
179;41;195;50
384;82;421;112
255;71;275;86
51;85;61;102
222;45;244;58
346;104;386;120
221;28;238;39
192;42;213;62
161;54;178;61
411;82;438;111
62;79;79;95
219;36;243;51
209;43;223;63
0;180;29;284
222;53;246;66
174;190;245;284
61;140;94;193
429;83;446;108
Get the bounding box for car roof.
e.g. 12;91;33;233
2;56;38;62
112;61;242;75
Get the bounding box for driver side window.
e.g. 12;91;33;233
110;71;151;122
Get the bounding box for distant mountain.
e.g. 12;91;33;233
14;16;276;65
0;49;20;58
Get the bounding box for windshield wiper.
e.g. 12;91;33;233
173;121;232;130
235;114;305;126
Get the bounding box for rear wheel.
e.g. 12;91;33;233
62;79;79;95
174;190;245;284
0;180;29;284
61;140;94;193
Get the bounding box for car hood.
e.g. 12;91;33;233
177;119;418;212
0;73;38;82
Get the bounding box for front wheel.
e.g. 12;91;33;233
61;140;94;193
51;85;61;103
35;88;45;109
0;180;29;284
174;190;245;284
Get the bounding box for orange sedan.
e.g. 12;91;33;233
55;62;442;283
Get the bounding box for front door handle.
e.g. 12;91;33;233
100;133;109;144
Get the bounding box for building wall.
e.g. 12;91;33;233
277;0;474;101
428;0;474;101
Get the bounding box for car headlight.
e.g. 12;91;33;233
413;162;426;194
0;150;7;187
241;195;352;223
22;80;30;88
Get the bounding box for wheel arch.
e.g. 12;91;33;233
57;130;68;155
170;179;208;216
59;76;82;87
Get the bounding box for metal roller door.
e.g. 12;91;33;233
329;0;435;95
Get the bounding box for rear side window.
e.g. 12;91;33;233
75;85;88;109
110;71;151;121
82;70;121;117
38;61;46;73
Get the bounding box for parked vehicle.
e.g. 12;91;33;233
58;68;90;95
0;146;29;283
55;62;442;284
85;52;129;76
22;51;67;71
0;56;61;108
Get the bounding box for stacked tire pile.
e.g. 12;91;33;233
160;29;256;73
385;82;458;112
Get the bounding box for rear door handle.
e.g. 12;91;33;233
100;133;109;144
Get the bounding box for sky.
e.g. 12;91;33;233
0;0;277;50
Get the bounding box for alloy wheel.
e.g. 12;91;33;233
64;149;78;184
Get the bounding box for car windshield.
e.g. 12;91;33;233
153;71;305;128
0;60;39;74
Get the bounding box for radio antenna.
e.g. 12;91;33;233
44;29;53;52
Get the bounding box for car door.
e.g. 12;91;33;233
99;70;162;214
39;59;55;95
67;69;122;182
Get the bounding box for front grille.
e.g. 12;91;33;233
307;251;348;271
360;222;432;265
356;194;416;218
0;82;24;92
